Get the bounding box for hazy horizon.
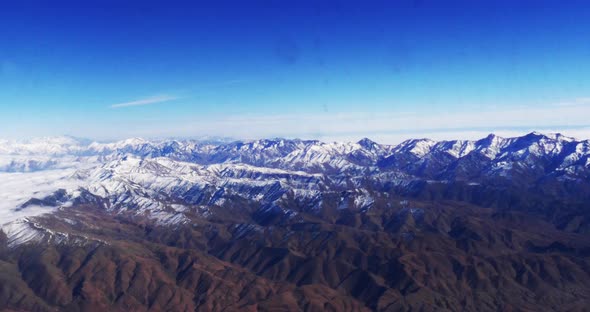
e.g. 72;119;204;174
1;129;588;146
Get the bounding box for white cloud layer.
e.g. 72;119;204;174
0;169;81;226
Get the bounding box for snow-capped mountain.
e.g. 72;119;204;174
1;132;590;247
2;133;590;311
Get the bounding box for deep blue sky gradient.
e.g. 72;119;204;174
1;1;590;141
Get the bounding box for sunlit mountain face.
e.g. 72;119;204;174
1;133;589;311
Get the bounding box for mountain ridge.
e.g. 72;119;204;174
1;132;590;311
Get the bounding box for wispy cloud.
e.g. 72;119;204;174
110;95;179;108
108;79;247;109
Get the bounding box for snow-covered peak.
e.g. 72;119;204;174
357;138;379;150
88;137;154;153
525;131;574;142
432;140;476;158
0;136;87;156
393;138;436;157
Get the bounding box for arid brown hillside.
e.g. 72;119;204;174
1;196;589;312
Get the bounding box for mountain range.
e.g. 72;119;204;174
1;132;590;311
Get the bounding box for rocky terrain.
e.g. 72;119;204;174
1;132;590;311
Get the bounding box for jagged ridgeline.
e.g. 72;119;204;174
1;133;590;311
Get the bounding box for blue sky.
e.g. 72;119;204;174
1;0;590;143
